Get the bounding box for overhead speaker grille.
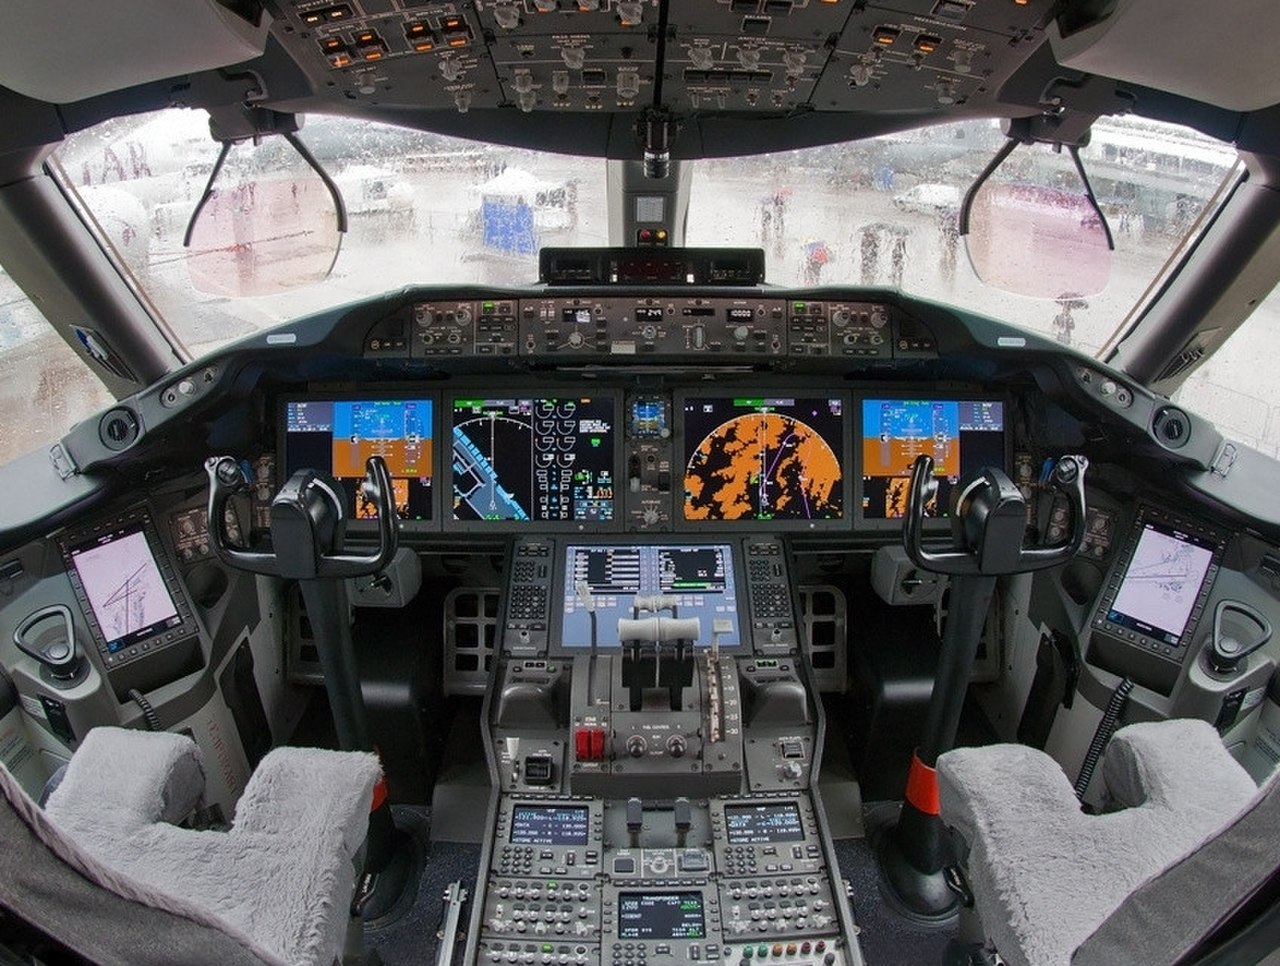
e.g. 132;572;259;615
1152;406;1191;450
98;408;140;450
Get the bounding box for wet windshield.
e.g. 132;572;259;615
53;111;1235;359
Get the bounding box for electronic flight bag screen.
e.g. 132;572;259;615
682;396;846;523
282;398;434;521
451;396;616;523
860;398;1006;520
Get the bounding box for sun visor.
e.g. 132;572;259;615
0;0;270;104
1050;0;1280;112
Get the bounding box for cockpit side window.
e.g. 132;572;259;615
1174;288;1280;458
0;266;114;465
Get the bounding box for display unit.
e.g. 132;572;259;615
676;392;849;530
448;393;621;530
1088;504;1227;693
855;395;1009;528
59;505;202;681
556;542;743;650
280;395;436;527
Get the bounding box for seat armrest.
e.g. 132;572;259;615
233;747;381;857
45;727;205;828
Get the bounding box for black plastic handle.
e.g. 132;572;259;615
204;455;399;580
317;455;399;579
903;454;1087;576
205;456;279;575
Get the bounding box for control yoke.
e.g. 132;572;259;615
204;455;398;579
903;453;1087;576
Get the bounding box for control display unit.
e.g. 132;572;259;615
681;396;846;527
282;397;434;522
724;802;805;844
1107;515;1220;646
559;543;741;648
508;804;590;845
451;396;617;524
618;892;707;940
859;398;1006;521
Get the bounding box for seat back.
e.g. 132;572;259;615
1074;772;1280;966
0;760;272;966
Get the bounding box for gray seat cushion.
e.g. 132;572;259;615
937;719;1258;966
42;726;381;966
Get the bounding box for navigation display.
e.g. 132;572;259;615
1108;519;1218;645
724;803;805;844
283;398;433;521
509;805;590;845
559;544;740;648
618;893;706;940
67;521;181;654
860;398;1006;520
451;396;616;523
682;396;845;524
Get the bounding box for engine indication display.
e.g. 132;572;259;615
682;396;845;523
559;543;740;648
860;398;1006;520
451;397;615;523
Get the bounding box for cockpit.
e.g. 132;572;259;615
1;2;1279;965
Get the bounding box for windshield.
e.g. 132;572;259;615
53;111;1234;360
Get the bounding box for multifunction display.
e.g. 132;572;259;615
860;398;1006;519
66;520;181;654
559;544;740;648
682;397;845;523
724;803;805;844
618;893;706;940
1108;518;1218;645
283;398;434;521
451;397;615;523
508;805;590;846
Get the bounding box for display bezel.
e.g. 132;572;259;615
548;538;746;655
723;801;806;844
278;391;440;533
673;389;851;532
852;390;1013;532
617;892;707;941
445;388;625;534
508;804;591;846
59;505;198;662
1091;504;1226;654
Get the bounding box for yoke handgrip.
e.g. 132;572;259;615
903;454;1087;576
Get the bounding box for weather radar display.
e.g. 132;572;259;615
682;397;844;522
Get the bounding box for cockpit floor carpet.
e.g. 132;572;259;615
363;805;482;965
833;813;958;966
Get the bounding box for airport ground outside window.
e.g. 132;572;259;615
0;268;114;465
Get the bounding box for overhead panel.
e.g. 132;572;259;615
664;0;852;114
282;0;502;111
477;0;659;115
811;0;1053;114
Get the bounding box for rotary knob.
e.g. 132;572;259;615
733;325;750;341
567;331;585;348
642;508;660;526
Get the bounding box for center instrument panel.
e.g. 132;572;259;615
276;386;1010;536
479;533;856;966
